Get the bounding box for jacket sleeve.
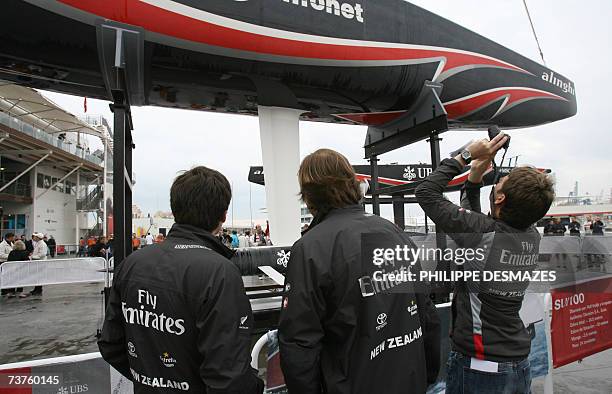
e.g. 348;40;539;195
0;243;11;261
278;240;328;394
460;180;483;213
416;159;496;247
195;262;263;394
98;274;131;378
416;290;441;385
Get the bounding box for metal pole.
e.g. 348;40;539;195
76;169;80;245
370;155;380;216
112;103;126;267
103;134;108;237
249;182;253;229
124;111;133;259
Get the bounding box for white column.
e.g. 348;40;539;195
258;106;303;246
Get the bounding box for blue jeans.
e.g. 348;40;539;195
446;351;532;394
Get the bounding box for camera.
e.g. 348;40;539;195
488;125;511;150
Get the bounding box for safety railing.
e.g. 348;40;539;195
0;111;103;166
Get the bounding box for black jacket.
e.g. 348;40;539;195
568;221;581;235
278;205;440;394
88;241;107;258
7;249;30;262
98;224;263;393
416;158;541;362
591;220;605;235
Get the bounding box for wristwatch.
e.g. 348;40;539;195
460;149;472;164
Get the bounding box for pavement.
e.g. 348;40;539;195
0;283;610;393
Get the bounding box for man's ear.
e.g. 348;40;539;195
495;191;506;206
221;210;227;224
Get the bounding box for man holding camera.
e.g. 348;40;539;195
416;132;555;394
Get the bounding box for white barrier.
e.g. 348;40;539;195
0;352;133;393
0;257;107;289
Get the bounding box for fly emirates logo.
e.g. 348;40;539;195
122;289;186;336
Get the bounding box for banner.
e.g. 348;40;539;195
550;276;612;368
0;353;132;394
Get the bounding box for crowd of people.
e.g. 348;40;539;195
0;232;51;298
218;223;272;249
78;235;113;258
544;215;606;236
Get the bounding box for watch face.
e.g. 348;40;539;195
462;150;471;161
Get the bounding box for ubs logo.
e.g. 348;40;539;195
403;166;417;181
376;313;387;331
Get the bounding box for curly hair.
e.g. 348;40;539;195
499;166;555;229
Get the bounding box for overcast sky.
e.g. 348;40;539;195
43;0;612;225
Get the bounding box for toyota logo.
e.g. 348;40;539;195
377;313;387;325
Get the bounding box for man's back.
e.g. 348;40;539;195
99;224;260;393
279;206;440;394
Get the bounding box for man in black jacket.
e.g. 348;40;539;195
416;133;555;394
98;166;263;393
279;149;440;394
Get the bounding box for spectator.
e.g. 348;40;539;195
78;237;86;257
98;165;263;392
591;216;606;235
5;240;30;298
106;235;114;258
24;235;34;253
279;149;440;393
145;232;154;246
0;232;15;297
29;232;48;296
238;230;253;248
552;217;566;236
46;235;57;258
220;228;233;248
584;215;593;235
415;133;552;394
89;236;108;258
568;216;581;236
543;219;554;236
253;225;267;246
0;232;15;263
230;230;239;248
131;233;141;251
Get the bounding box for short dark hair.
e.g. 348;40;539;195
499;167;555;229
5;232;14;239
170;166;231;232
298;149;361;214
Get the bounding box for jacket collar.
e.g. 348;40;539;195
167;223;235;259
305;204;365;234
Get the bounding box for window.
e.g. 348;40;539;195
43;175;51;189
37;173;45;188
65;181;72;194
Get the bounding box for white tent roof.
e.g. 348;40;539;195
0;81;103;139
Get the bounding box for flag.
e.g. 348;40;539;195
84;97;88;113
